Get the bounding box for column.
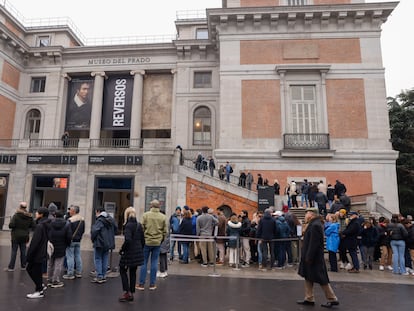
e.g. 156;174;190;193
170;69;178;146
129;70;145;146
89;72;106;140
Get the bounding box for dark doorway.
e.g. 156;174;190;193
30;175;69;214
93;176;134;233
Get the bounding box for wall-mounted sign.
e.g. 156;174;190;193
27;155;77;165
257;186;275;211
0;155;17;164
89;155;143;165
87;57;151;66
145;186;166;212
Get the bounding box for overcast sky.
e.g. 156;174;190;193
6;0;412;97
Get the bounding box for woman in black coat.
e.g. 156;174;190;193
118;207;144;302
297;208;339;308
179;210;193;264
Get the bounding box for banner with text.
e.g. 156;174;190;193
102;76;133;130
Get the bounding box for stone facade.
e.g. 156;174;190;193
0;1;399;231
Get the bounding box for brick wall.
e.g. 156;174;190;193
186;178;257;216
242;80;281;138
241;39;361;65
0;95;16;139
1;61;20;90
326;79;368;138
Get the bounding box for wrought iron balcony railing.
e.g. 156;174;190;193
283;133;330;150
90;138;143;148
29;139;80;148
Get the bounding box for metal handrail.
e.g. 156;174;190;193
29;139;79;148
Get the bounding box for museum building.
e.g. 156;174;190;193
0;0;399;231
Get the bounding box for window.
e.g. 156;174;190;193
290;85;317;134
194;71;212;88
30;77;46;93
196;28;208;40
24;109;41;139
193;106;211;145
37;35;50;47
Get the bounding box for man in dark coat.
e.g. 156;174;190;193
256;209;277;270
297;207;339;308
6;202;35;271
26;207;50;299
91;206;117;283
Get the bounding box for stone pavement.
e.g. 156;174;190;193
0;230;413;310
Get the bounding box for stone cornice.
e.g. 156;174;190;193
207;2;398;43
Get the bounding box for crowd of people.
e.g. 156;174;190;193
5;194;414;303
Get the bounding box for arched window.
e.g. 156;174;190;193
24;109;41;139
193;106;211;145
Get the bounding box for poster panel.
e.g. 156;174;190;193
65;78;94;130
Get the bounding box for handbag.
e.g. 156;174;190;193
47;241;54;258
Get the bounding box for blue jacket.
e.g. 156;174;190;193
276;216;290;239
170;214;181;233
324;222;340;252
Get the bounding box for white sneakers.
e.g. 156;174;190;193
339;262;345;269
379;265;384;271
26;291;44;299
387;265;393;271
156;271;168;278
345;263;353;270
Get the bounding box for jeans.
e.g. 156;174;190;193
170;239;182;260
8;240;27;269
391;240;406;274
139;245;160;286
181;242;189;263
66;241;82;275
348;246;360;270
261;241;275;268
301;193;309;208
94;247;109;279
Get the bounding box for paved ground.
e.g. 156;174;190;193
0;235;413;310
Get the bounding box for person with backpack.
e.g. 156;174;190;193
47;210;72;288
90;206;117;284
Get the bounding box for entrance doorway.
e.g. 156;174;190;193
93;177;134;233
31;175;69;214
0;175;8;229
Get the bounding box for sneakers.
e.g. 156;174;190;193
50;281;64;288
4;268;14;272
26;291;44;299
241;263;250;268
149;285;157;290
62;274;75;280
387;265;393;271
136;284;145;291
345;263;353;270
401;272;410;276
119;292;133;302
339;262;345;269
379;265;384;271
91;277;106;284
75;273;82;278
201;263;208;268
286;263;294;268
